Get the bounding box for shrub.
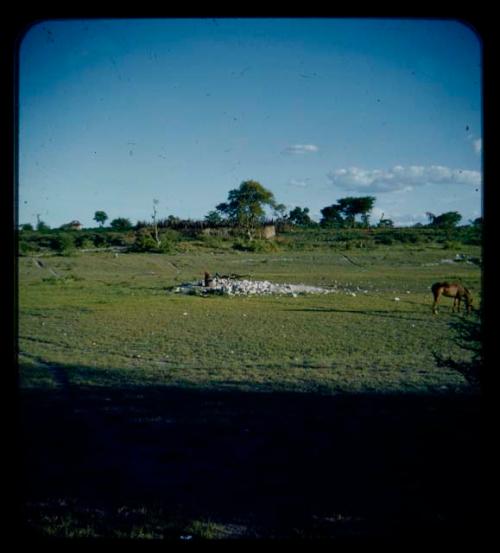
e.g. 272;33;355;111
107;232;129;246
74;233;95;249
159;229;181;243
133;231;158;252
389;230;424;244
51;233;75;255
132;228;176;253
92;233;110;247
158;239;175;253
375;234;394;245
110;217;133;231
233;239;279;252
199;235;230;250
19;240;36;255
442;240;461;250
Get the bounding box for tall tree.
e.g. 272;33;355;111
428;211;462;228
216;180;278;238
337;196;376;227
288;206;313;226
152;199;161;248
93;210;108;227
320;204;344;227
320;196;376;227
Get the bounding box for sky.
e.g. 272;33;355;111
18;17;483;228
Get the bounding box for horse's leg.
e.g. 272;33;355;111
432;290;440;315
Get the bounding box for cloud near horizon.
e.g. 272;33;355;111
284;144;319;155
327;165;481;193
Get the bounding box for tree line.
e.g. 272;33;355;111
21;179;481;235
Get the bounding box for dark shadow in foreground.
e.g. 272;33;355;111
16;373;481;542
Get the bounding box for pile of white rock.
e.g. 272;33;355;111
175;276;335;297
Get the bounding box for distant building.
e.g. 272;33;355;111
260;224;276;239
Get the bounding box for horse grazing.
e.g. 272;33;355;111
431;282;473;315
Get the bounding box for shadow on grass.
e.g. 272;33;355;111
16;370;480;541
286;306;430;323
433;316;482;387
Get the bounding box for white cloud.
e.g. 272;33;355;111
473;138;482;154
284;144;319;155
326;165;481;193
286;178;310;187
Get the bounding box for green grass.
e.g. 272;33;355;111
18;245;481;394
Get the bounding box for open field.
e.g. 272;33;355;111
19;245;481;393
17;243;482;540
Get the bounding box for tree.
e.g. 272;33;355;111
216;180;278;238
151;199;161;248
288;206;313;226
93;210;108;227
272;203;288;221
166;214;181;227
204;210;224;226
428;211;462;229
426;212;437;226
320;204;344;227
320;196;376;227
336;196;376;227
110;217;133;231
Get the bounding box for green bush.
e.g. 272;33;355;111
74;234;95;249
133;232;158;252
442;240;461;250
19;240;37;255
132;229;176;253
51;233;75;254
159;229;181;243
92;233;110;247
375;234;394;245
158;239;175;253
110;217;133;231
108;232;129;246
389;230;425;244
232;239;279;252
199;235;229;250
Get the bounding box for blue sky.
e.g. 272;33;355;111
18;17;482;228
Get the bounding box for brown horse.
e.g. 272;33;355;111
431;282;473;315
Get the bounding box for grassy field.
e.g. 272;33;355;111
17;242;482;540
19;244;481;393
